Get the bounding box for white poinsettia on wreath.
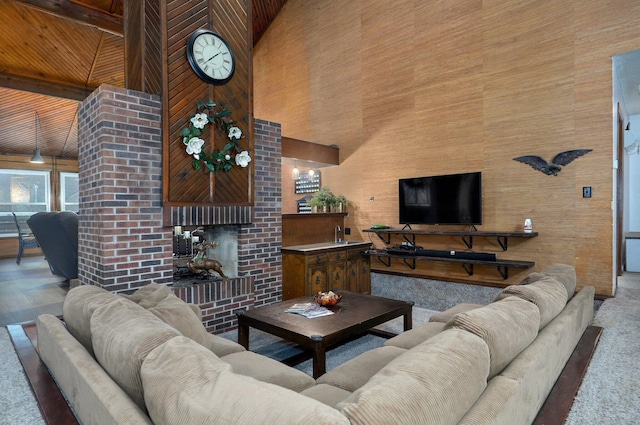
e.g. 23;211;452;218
180;100;251;173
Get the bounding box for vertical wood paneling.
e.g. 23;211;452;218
254;0;640;296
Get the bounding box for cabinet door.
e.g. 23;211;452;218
328;262;346;291
358;258;371;294
306;265;327;295
347;260;359;292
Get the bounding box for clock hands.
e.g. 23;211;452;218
204;52;221;64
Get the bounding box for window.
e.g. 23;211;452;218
60;172;79;212
0;169;50;235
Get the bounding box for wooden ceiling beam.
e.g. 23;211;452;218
14;0;123;37
0;72;92;101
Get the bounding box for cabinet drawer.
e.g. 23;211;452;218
306;254;328;266
347;248;368;260
328;250;347;262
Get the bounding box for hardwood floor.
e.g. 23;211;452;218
0;256;69;326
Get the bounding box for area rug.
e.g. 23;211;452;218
0;326;45;425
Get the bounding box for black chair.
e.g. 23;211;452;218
27;212;79;280
12;212;40;264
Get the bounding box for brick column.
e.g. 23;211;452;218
238;119;283;307
77;85;173;291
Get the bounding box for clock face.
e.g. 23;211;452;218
187;29;235;85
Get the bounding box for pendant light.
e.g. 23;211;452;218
30;112;44;164
292;161;300;180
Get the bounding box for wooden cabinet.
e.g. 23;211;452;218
282;242;372;300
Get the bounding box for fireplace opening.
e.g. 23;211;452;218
172;225;239;285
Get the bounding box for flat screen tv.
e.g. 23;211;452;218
399;172;482;226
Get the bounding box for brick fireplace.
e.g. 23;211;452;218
77;85;282;332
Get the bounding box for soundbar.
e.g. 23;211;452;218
388;248;497;262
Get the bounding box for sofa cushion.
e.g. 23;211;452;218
145;291;245;357
62;284;121;356
338;329;490;425
444;296;540;379
384;321;446;349
300;384;353;408
540;264;577;300
221;351;316;392
317;346;407;392
519;264;577;301
495;276;567;329
428;303;483;323
121;282;173;308
90;298;181;410
518;271;545;285
141;337;350;425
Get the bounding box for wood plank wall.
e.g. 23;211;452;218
156;0;252;206
254;0;640;297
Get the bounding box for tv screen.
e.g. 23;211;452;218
399;172;482;225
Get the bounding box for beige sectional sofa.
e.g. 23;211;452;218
36;264;594;425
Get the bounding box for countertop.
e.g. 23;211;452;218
281;241;371;253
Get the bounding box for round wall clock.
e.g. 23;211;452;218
186;29;236;85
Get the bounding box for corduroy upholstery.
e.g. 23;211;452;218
338;329;491;425
428;302;483;323
141;337;350;425
37;267;594;425
62;284;121;356
90;298;181;410
317;346;407;391
494;276;568;329
221;350;316;392
520;263;577;300
384;321;446;349
443;296;540;379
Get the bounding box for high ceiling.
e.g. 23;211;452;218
0;0;287;160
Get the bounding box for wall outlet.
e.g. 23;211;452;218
345;227;351;235
583;186;592;198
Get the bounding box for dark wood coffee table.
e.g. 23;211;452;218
236;291;413;378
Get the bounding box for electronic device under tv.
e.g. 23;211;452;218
399;172;482;226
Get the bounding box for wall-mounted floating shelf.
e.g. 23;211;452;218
363;227;538;280
367;251;534;279
363;228;538;251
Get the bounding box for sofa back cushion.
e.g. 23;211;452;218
337;329;490;425
125;284;245;357
90;298;181;410
495;276;568;329
121;282;173;307
141;336;350;425
519;264;576;300
62;284;121;356
444;296;540;379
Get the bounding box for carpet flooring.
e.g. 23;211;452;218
564;275;640;424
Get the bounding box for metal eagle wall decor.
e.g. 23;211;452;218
513;149;593;176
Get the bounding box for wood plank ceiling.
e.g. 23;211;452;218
0;0;287;160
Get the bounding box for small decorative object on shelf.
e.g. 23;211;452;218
180;100;251;173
